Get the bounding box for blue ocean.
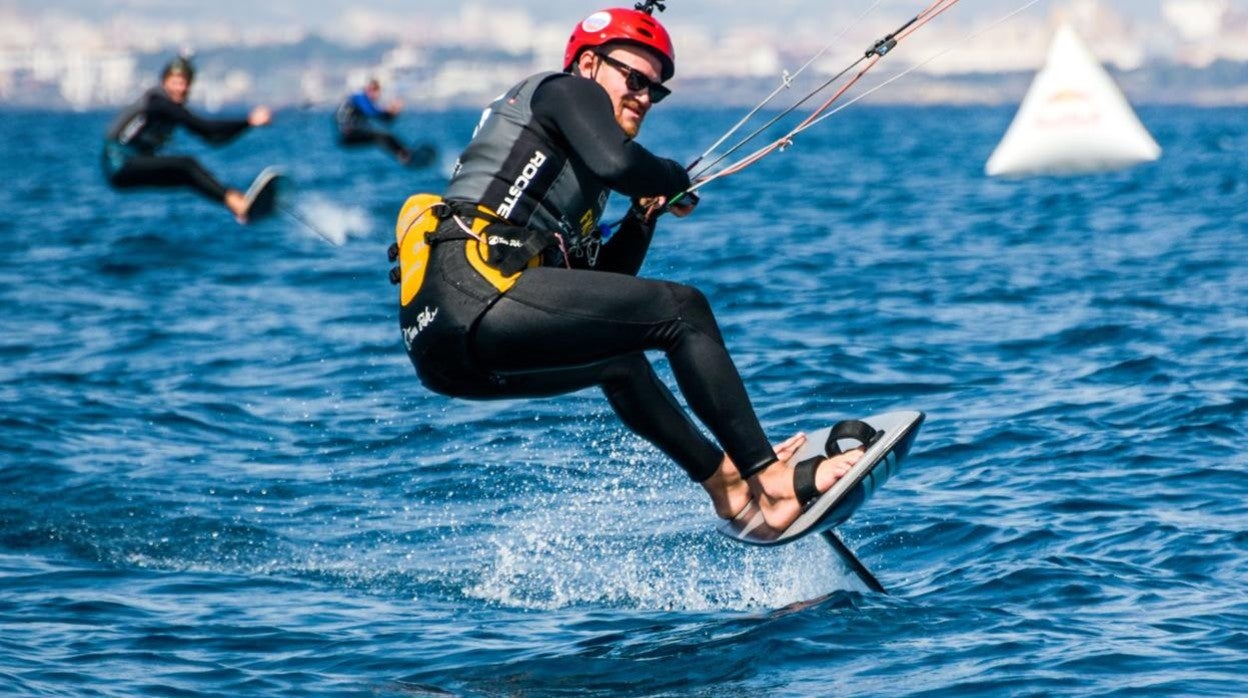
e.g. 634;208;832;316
1;103;1245;696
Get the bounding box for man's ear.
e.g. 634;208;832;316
575;50;597;78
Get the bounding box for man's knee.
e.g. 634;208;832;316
161;156;208;180
600;352;676;418
600;352;654;387
665;283;720;339
161;155;193;168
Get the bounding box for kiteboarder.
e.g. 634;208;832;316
335;78;435;167
101;55;274;223
395;4;864;532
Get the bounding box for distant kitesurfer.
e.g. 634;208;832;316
335;78;435;167
101;55;273;223
395;5;863;532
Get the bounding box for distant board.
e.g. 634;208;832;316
242;166;287;223
404;143;438;169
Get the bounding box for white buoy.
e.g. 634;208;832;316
985;23;1161;177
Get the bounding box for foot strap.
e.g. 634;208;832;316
724;499;770;537
793;419;882;507
825;419;881;455
793;456;821;505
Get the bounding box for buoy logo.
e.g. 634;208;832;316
1035;88;1100;128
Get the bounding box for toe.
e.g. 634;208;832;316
815;450;862;491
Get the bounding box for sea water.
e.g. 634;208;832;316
1;105;1245;696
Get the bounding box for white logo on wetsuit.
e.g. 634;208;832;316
402;306;439;350
119;115;146;144
496;150;547;219
487;236;524;247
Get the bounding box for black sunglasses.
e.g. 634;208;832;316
593;52;671;104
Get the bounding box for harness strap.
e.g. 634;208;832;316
433;200;565;275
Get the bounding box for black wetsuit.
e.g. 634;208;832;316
336;92;412;161
401;73;777;483
102;87;251;201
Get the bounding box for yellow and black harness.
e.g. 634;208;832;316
388;194;562;306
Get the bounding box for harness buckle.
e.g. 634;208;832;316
434;202;456;220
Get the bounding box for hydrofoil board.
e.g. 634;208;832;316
718;409;925;592
242;166;287;223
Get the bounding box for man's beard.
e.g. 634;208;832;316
620;98;646;137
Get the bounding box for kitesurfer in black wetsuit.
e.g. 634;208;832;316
395;6;863;532
335;79;434;167
102;55;273;222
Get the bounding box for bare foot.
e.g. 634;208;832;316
748;447;865;531
225;189;248;224
703;434;807;519
700;460;748;520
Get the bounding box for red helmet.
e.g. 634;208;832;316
563;8;675;81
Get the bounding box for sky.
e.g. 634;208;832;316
10;0;1248;74
13;0;1176;34
6;1;1248;106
